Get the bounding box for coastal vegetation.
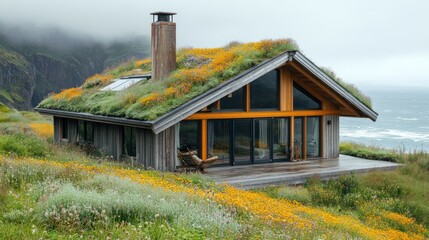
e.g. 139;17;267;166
0;108;427;239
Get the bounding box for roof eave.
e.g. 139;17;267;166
35;108;154;130
291;52;378;122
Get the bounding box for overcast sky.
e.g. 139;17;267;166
1;0;428;89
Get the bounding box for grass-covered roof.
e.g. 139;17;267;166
38;39;372;121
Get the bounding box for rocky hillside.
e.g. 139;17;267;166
0;30;150;110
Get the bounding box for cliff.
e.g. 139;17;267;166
0;33;149;110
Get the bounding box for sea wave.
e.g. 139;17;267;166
341;129;429;142
397;117;418;121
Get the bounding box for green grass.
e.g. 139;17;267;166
259;142;429;233
321;67;373;108
0;112;427;238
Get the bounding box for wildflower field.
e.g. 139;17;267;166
0;108;428;239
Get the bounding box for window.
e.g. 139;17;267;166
293;117;304;159
250;70;279;109
306;117;321;158
254;119;271;163
233;119;252;164
61;119;68;139
273;118;290;160
123;127;136;157
219;87;245;111
178;121;201;156
293;84;321;110
78;120;94;143
208;120;230;165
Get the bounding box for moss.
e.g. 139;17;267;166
321;67;373;109
38;39;372;121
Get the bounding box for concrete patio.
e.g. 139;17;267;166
206;155;401;189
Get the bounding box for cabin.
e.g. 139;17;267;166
36;12;378;172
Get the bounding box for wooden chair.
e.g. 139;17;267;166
177;148;218;173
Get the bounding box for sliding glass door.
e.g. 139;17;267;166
207;120;230;166
254;119;271;163
233;119;252;165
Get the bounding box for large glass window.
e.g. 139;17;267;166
219;87;245;111
233;119;252;164
250;70;279;109
123;127;136;157
293;84;321;110
208;120;230;165
254;119;271;163
273;118;290;160
178;121;200;156
78;120;94;143
306;117;321;158
293;117;304;159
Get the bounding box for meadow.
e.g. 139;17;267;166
0;105;427;239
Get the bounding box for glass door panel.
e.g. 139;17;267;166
207;120;231;166
233;119;252;165
306;117;321;158
254;119;271;163
273;118;290;161
293;118;304;160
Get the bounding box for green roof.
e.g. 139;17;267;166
38;39;372;121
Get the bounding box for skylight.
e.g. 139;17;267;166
101;78;145;91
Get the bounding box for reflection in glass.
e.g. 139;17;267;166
220;87;245;111
178;121;200;156
208;120;230;165
293;84;321;110
293;117;304;159
273;118;290;160
306;117;321;158
233;119;252;164
250;70;279;109
123;127;136;157
254;119;271;162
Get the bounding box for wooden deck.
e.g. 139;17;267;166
205;155;401;189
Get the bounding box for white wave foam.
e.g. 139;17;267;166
397;117;418;121
341;128;429;142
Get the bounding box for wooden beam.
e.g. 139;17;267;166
288;61;361;116
201;119;207;160
320;116;325;158
303;117;307;160
245;84;250;112
186;110;340;120
280;68;293;111
290;116;294;160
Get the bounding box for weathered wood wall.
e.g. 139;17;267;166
135;126;177;171
53;116;61;144
323;115;340;158
93;123;123;160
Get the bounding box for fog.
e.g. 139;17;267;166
1;0;429;88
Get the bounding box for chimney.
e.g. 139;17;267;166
150;12;177;81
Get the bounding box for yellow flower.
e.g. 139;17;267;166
52;88;83;100
29;123;53;138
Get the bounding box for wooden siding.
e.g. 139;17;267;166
93;123;123;160
323;115;340;158
68;119;78;144
53;116;61;144
136;128;155;169
135;126;177;171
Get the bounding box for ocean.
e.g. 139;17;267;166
340;87;429;152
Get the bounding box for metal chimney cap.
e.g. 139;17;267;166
150;12;177;22
150;12;177;16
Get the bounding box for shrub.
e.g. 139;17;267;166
36;175;242;237
0;133;49;157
